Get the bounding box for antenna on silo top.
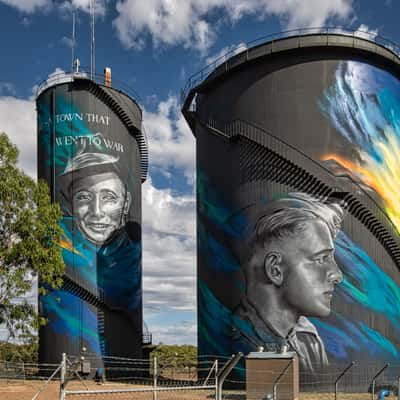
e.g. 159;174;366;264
90;0;95;80
71;8;76;72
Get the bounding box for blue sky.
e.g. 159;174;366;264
0;0;399;345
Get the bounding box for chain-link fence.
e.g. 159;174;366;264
219;358;400;400
59;353;241;400
0;360;60;382
1;354;400;400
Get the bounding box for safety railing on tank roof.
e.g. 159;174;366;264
35;67;143;107
142;332;152;345
35;67;149;182
180;26;400;107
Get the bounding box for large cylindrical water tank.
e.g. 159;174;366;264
36;74;148;372
183;32;400;390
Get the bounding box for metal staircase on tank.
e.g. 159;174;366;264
81;78;149;183
201;116;400;269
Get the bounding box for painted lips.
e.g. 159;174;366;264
86;222;111;232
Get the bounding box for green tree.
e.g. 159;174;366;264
0;132;64;342
0;340;38;362
150;345;197;369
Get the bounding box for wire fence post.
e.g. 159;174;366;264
214;359;218;400
397;376;400;400
272;358;293;400
371;363;389;400
32;359;63;400
334;361;355;400
203;359;217;387
216;353;243;400
59;353;67;400
152;356;157;400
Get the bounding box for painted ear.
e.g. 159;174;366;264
124;192;132;215
264;252;283;286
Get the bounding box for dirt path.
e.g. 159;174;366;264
0;380;215;400
0;381;397;400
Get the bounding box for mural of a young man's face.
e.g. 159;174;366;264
273;218;343;318
72;171;131;245
243;194;345;338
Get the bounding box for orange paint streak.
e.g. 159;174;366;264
58;235;82;256
322;148;400;233
321;154;388;202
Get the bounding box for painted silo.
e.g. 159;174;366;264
182;32;400;389
36;73;148;372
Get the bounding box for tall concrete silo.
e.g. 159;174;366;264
182;31;400;390
36;71;148;373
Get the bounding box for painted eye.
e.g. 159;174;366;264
102;192;118;202
315;254;333;265
75;192;91;201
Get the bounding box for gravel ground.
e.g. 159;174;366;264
0;381;397;400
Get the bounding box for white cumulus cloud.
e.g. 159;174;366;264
141;94;197;343
60;36;74;48
142;177;196;312
261;0;353;30
0;82;16;96
205;42;247;68
113;0;354;52
58;0;107;16
0;0;106;15
141;178;196;343
150;320;196;345
0;96;36;178
143;179;195;237
355;23;379;40
0;67;71;181
143;95;195;183
2;0;354;52
0;0;51;13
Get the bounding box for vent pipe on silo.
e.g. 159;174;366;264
104;67;112;87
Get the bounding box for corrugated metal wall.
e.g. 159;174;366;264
37;79;143;372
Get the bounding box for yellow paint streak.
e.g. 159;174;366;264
322;131;400;232
59;234;82;256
